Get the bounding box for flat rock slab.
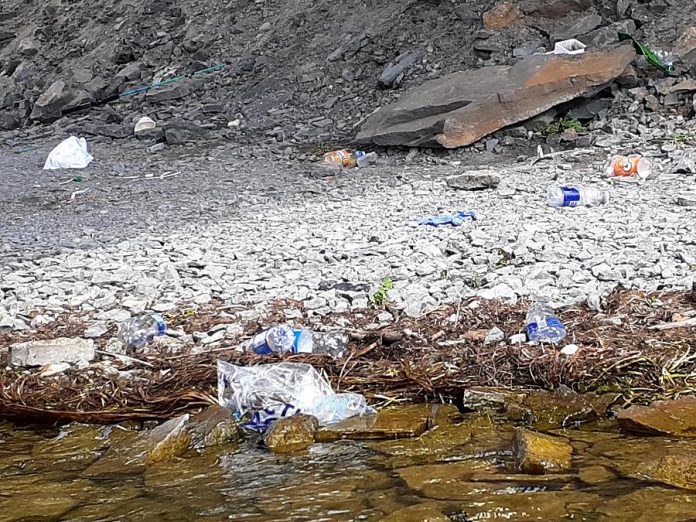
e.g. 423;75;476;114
616;396;696;437
315;405;433;442
10;338;95;367
357;45;635;148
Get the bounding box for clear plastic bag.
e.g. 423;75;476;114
217;361;375;429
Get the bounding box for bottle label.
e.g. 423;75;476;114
546;316;564;328
561;187;580;207
249;331;274;355
292;329;306;354
527;322;538;338
152;314;167;336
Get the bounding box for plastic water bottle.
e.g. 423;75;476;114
323;149;377;169
526;303;566;344
118;314;167;348
547;186;609;207
245;326;348;357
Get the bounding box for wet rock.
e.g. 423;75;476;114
578;464;616;485
85;415;191;475
639;454;696;491
369;415;504;468
616;396;696;437
10;338;95;367
316;405;432;442
460;387;527;413
357;46;635;148
595;487;696;521
381;503;451;521
482;2;521;30
188;405;242;450
514;428;572;474
446;170;500;191
264;414;318;453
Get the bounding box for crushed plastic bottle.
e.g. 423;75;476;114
118;314;166;348
526;303;567;344
546;186;609;207
323;149;377;169
245;326;348;358
605;155;651;179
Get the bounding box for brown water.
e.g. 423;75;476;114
1;417;695;521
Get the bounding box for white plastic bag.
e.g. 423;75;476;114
43;136;94;170
217;361;375;429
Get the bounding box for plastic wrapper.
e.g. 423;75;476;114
43;136;94;170
217;361;375;430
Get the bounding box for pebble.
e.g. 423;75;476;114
484;327;505;345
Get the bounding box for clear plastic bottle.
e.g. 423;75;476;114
323;149;377;169
605;155;652;179
526;303;566;344
294;330;349;358
546;186;609;207
246;326;348;357
118;314;167;348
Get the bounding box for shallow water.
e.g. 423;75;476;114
1;417;695;522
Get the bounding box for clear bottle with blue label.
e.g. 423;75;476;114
245;325;347;357
547;186;609;208
525;303;566;344
118;314;167;348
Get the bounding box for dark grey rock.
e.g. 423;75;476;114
378;51;418;89
447;170;501;190
146;81;193;103
553;13;603;41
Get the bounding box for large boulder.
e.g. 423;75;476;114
356;46;635;148
29;81;92;122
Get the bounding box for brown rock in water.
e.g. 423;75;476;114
356;46;635;148
188;405;242;450
264;415;318;453
638;454;696;491
514;428;572;474
482;2;521;30
85;415;191;475
616;396;696;437
315;405;433;442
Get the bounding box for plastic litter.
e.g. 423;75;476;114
605;155;652;179
548;39;586;55
546;186;608;207
418;210;477;226
323;149;377;169
43;136;94;170
243;325;349;358
217;361;375;430
118;314;167;348
526;302;567;344
134;116;156;133
619;33;675;75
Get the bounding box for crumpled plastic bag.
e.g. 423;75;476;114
43;136;94;170
217;361;375;431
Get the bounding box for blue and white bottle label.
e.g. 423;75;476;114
250;331;274;355
152;314;167;336
561;187;580;207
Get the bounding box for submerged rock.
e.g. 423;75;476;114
264;415;318;454
85;415;191;475
315;405;438;442
514;428;573;474
616;396;696;437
